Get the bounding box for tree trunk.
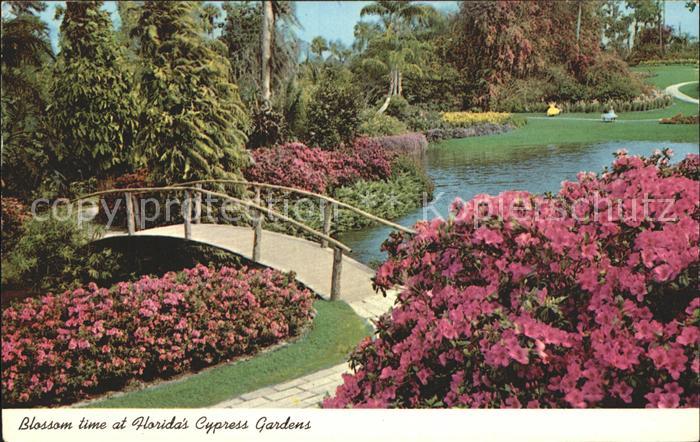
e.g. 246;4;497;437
261;0;273;106
576;2;582;45
377;70;395;114
398;71;403;96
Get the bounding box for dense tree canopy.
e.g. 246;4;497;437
134;1;249;184
49;0;139;181
1;0;697;197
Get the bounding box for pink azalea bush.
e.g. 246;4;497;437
324;150;699;408
244;139;395;194
2;265;314;406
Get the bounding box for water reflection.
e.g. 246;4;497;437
339;141;699;264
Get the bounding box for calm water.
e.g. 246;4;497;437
339;141;699;264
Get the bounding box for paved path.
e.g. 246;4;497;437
216;290;395;409
665;81;699;105
104;223;375;302
103;223;396;408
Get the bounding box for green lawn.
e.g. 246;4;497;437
679;81;699;99
83;300;372;408
436;65;699;151
631;64;699;89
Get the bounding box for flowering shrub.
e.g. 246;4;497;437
324;150;699;408
424;124;516;143
659;113;700;125
441;111;514;127
245;139;395;194
370;133;429;157
2;265;314;406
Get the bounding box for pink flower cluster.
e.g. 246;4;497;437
2;265;314;406
324;150;700;408
244;139;395;194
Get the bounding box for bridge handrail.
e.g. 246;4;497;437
175;179;417;235
72;186;351;253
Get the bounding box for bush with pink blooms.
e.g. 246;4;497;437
244;139;395;194
2;265;314;407
324;150;699;408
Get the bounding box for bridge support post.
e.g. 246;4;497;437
194;184;202;224
331;247;342;301
125;192;135;235
183;190;192;240
252;187;262;261
321;202;333;248
132;194;142;230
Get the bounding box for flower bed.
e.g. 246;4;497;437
2;265;314;406
244;139;395;194
324;150;699;409
659;113;700;125
441;111;514;127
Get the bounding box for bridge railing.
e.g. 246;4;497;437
73;182;413;300
175;179;416;239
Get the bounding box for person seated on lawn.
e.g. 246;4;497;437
546;102;561;117
602;107;617;122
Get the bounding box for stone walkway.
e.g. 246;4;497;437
215;291;397;408
665;81;699;105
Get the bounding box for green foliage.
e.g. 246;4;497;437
220;1;299;105
584;53;644;101
385;95;410;120
1;3;55;198
391;154;434;198
1;197;29;253
358;109;408;136
305;70;362;149
248;106;288;149
49;1;139;181
2;216;121;293
331;173;429;231
135;1;249;184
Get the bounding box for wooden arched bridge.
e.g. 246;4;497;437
73;180;415;302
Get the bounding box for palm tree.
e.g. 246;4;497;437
359;0;435;113
352;21;381;53
310;36;328;60
328;40;351;64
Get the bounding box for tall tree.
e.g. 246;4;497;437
1;1;54;197
310;36;328;59
602;0;633;55
261;0;274;105
135;1;248;184
359;0;435;113
49;0;139;181
352;21;381;53
220;1;299;106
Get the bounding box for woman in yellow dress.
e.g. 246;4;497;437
546;102;561;117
